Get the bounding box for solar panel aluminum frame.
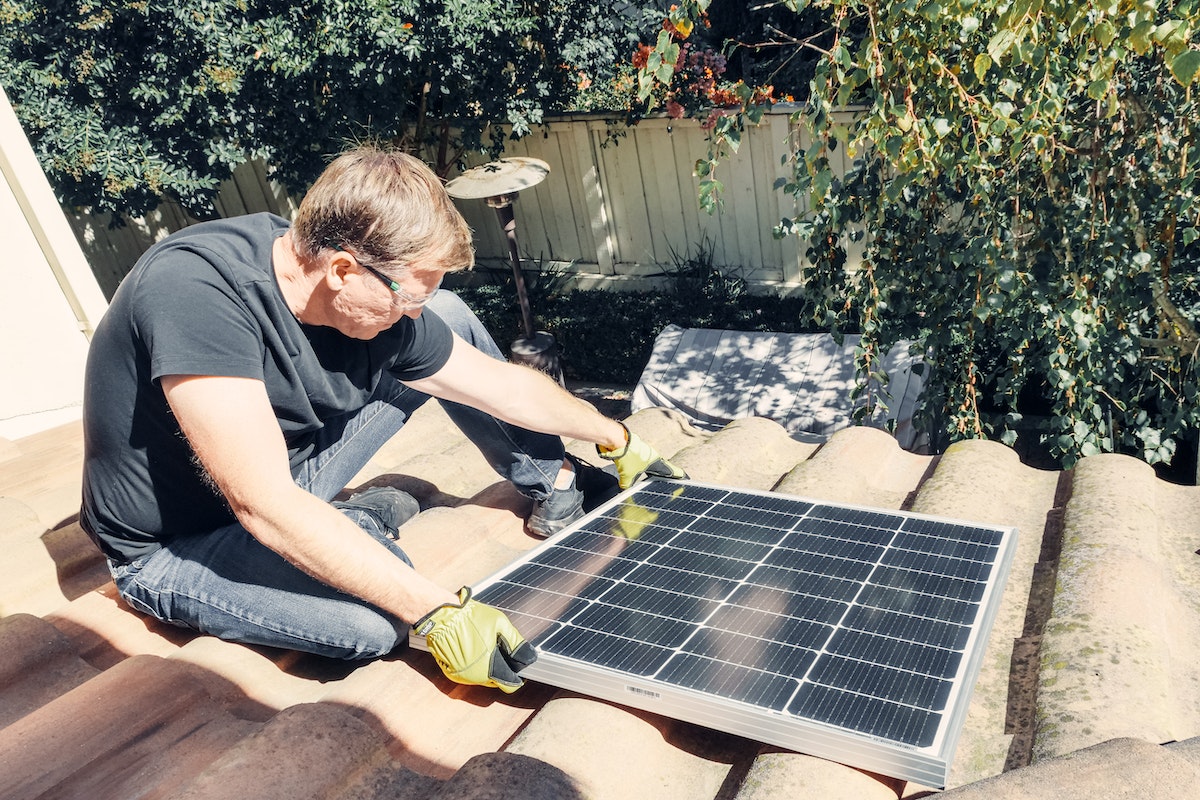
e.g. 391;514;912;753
411;479;1018;789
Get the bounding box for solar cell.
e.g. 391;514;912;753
412;479;1017;787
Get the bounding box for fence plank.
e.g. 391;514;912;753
771;113;804;285
600;124;656;270
723;132;757;271
747;114;784;283
447;151;508;270
521;129;574;263
575;121;614;273
549;122;594;268
634;119;683;266
548;121;597;269
671;121;718;263
496;135;551;262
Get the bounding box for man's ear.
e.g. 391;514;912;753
324;251;355;290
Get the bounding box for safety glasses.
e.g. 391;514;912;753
328;242;441;309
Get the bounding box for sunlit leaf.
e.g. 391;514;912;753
987;29;1017;63
1154;20;1188;56
973;53;992;83
1129;20;1155;54
1171;49;1200;85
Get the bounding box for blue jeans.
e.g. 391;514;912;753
111;291;565;660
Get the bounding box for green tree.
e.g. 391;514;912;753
637;0;1200;470
0;0;648;218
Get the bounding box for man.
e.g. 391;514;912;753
80;146;685;692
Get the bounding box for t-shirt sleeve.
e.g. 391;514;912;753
131;249;265;383
384;308;455;381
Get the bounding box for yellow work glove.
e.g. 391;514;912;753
412;587;537;693
597;422;688;489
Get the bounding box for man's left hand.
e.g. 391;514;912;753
413;587;537;693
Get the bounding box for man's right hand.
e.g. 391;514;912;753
413;587;537;693
597;423;688;489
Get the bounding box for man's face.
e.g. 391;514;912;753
330;254;443;340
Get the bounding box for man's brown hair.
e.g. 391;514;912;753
292;146;474;276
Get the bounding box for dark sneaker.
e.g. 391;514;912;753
334;486;421;539
526;483;584;539
526;454;620;539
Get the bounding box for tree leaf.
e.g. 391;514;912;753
973;53;992;83
1171;49;1200;85
987;29;1017;63
1154;20;1188;56
1129;20;1155;54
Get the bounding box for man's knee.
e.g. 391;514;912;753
326;605;409;661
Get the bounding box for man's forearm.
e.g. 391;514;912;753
161;374;458;624
408;338;627;449
482;363;627;448
240;487;456;623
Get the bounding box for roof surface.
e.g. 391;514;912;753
2;393;1199;800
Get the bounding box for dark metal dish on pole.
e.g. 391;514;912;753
445;157;563;384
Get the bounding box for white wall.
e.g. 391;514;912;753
0;85;108;440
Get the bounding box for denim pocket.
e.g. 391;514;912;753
111;554;172;621
109;556;145;583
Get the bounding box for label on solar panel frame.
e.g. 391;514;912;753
411;479;1018;788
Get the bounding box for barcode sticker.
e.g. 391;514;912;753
626;685;660;700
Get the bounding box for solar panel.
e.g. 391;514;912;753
412;479;1017;787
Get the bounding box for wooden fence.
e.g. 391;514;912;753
68;107;863;299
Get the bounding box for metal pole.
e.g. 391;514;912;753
488;195;536;340
486;194;564;385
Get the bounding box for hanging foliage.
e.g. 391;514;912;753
635;0;1200;469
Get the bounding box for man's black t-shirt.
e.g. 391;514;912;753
81;213;454;562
